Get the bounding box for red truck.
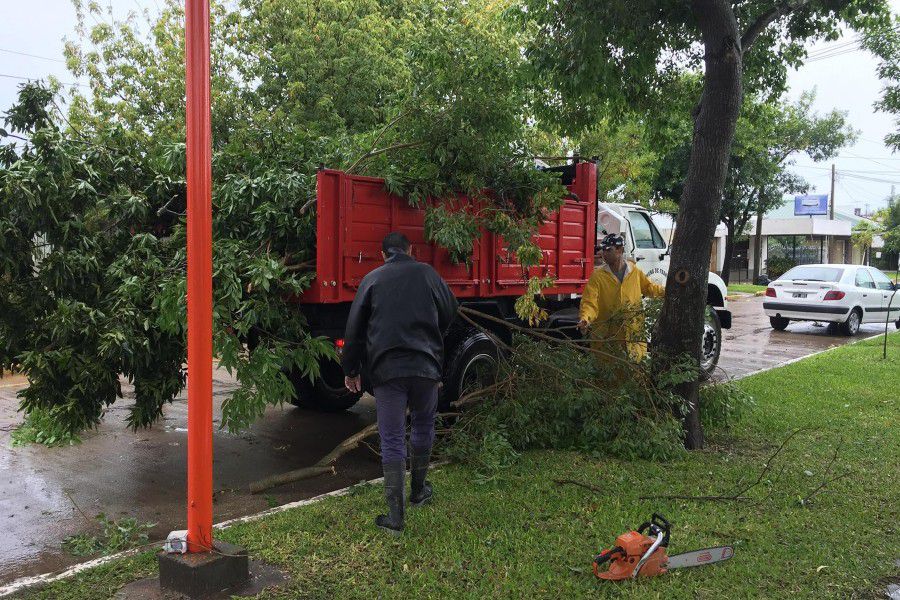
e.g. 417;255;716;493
291;161;730;411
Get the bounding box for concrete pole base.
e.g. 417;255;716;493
157;540;249;599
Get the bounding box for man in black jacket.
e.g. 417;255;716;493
342;232;458;535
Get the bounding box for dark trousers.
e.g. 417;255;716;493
373;377;439;464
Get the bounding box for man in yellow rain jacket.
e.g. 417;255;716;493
578;233;665;364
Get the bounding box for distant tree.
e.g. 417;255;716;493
656;86;855;284
864;15;900;150
852;221;879;265
874;200;900;271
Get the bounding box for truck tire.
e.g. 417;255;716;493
288;358;362;412
769;316;790;331
439;330;500;411
699;306;721;382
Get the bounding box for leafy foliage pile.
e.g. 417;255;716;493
0;0;563;437
444;334;696;478
61;513;155;557
446;337;754;478
11;406;82;447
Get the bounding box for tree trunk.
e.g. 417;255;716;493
752;203;764;283
651;0;743;451
721;222;735;285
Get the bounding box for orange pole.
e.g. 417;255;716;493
185;0;213;553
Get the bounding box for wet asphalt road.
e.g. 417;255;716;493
0;295;890;585
0;372;381;586
718;295;888;380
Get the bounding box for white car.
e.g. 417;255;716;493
763;264;900;335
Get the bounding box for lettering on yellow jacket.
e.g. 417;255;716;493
578;261;665;362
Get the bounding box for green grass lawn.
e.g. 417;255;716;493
727;283;767;294
19;334;900;599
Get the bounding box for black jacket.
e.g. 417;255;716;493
342;252;459;387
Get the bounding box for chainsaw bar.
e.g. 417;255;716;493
665;546;734;570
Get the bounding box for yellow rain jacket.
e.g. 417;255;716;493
579;261;665;363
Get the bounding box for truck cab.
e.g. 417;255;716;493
598;201;731;377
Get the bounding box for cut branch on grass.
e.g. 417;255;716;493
799;471;852;507
639;427;807;503
799;440;851;507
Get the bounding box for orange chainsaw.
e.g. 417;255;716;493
592;513;734;580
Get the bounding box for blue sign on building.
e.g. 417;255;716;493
794;194;829;216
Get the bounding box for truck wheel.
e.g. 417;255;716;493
288;358;362;412
840;308;862;336
699;306;721;382
439;330;500;411
769;316;790;331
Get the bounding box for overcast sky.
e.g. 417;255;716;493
2;0;899;215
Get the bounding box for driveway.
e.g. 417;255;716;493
0;296;890;586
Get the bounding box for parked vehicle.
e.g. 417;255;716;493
763;264;900;335
293;161;732;411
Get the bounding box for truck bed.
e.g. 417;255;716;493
300;162;597;303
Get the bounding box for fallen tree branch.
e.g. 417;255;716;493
638;494;752;502
250;409;464;493
250;422;379;493
450;374;513;409
639;428;807;503
799;440;851;507
800;471;852;507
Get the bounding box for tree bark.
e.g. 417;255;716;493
651;0;743;450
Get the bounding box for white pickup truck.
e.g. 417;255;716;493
597;202;731;379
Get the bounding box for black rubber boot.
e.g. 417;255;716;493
375;460;405;535
409;446;433;507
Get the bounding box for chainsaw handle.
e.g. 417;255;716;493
638;513;671;547
592;546;623;577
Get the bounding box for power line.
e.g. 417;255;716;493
837;155;900;160
804;24;900;63
0;73;89;89
791;164;899;175
842;151;900;172
0;48;66;64
839;172;900;185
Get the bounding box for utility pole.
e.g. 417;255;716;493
157;4;249;596
827;163;836;263
184;0;214;555
830;164;836;220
